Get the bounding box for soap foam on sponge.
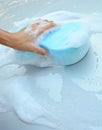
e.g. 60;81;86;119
38;22;90;65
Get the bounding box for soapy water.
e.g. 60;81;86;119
0;11;102;130
1;11;102;67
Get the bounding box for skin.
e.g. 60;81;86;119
0;19;56;55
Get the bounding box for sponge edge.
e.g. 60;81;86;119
38;22;90;65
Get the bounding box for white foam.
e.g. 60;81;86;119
1;11;102;129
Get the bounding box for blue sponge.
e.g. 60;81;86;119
38;22;90;65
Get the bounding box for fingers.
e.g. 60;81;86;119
38;23;55;36
31;19;56;30
29;19;56;39
37;20;56;36
30;20;56;55
41;21;56;29
23;19;56;55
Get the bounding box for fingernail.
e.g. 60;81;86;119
40;48;47;55
41;50;47;55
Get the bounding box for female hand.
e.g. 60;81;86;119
11;19;56;55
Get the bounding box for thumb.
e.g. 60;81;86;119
30;43;47;55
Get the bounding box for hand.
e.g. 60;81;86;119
11;19;56;55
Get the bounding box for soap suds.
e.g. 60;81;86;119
36;72;63;102
0;11;102;130
69;34;102;93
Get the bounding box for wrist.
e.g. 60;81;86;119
0;29;15;48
